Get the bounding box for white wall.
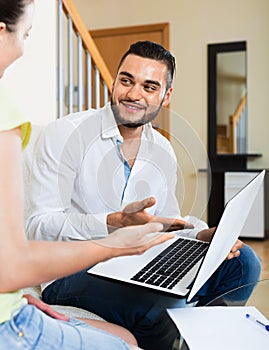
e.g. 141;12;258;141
2;0;57;125
74;0;269;220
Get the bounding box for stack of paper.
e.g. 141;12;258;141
167;306;269;350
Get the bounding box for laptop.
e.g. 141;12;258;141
88;170;265;302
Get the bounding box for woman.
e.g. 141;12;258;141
0;1;173;349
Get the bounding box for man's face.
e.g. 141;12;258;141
111;54;172;128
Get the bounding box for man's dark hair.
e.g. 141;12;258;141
0;0;32;32
117;41;176;88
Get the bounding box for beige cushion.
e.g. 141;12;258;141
23;286;104;321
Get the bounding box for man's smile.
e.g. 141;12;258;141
120;101;147;113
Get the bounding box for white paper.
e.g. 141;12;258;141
168;306;269;350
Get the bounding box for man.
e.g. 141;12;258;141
26;41;261;350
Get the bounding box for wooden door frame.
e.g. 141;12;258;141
90;22;169;48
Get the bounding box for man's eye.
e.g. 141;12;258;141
144;85;157;91
121;78;132;85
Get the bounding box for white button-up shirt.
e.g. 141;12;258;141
26;103;199;242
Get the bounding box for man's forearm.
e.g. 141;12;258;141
26;212;109;241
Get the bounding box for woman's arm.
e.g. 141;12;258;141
0;128;173;292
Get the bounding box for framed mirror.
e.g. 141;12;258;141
207;41;262;228
208;41;247;156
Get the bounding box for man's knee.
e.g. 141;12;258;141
238;244;262;282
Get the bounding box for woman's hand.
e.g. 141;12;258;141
94;222;174;257
23;294;70;321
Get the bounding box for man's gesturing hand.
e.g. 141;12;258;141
107;197;193;233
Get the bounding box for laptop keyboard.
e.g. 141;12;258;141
131;238;209;289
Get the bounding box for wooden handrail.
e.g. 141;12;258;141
61;0;113;93
229;94;247;153
230;94;247;126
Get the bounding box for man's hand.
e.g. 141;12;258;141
226;239;244;260
23;294;70;321
196;228;216;242
107;197;193;233
196;228;244;260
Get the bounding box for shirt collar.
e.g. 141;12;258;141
141;122;155;143
101;102;123;142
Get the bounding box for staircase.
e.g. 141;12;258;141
217;124;230;154
217;94;247;154
57;0;113;118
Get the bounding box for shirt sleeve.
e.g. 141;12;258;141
25;119;109;242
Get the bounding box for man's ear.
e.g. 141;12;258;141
0;22;7;33
162;87;173;107
0;22;7;42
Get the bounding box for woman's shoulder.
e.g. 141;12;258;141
0;83;31;149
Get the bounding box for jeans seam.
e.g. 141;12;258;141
235;255;244;289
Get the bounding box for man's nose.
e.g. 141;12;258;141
126;85;143;100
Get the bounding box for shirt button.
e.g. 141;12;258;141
18;331;24;337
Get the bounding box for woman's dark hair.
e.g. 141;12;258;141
0;0;32;32
117;41;176;89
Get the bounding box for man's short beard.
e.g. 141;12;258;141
118;121;145;128
111;99;162;128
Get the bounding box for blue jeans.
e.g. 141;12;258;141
43;244;261;350
0;304;129;350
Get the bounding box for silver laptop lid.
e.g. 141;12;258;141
187;170;265;301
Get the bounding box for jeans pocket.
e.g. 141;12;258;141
9;305;29;337
9;305;39;349
0;312;29;349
